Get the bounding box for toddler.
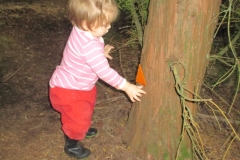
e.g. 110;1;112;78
49;0;146;159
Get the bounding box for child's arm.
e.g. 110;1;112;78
104;45;146;102
120;81;146;102
91;44;146;101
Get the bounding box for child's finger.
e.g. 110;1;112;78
130;97;136;102
139;90;146;94
134;96;141;102
106;55;113;60
136;87;146;94
137;85;144;89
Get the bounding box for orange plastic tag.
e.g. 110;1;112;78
135;64;146;86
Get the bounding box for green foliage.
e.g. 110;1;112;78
116;0;149;46
117;0;149;24
209;0;240;114
117;0;131;12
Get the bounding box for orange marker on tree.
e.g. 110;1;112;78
135;64;146;86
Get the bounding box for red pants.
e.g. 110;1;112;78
49;86;97;140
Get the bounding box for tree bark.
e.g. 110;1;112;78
124;0;221;159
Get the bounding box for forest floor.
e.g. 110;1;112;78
0;1;240;160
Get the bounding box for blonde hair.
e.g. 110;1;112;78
68;0;119;30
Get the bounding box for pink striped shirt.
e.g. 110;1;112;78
49;26;126;91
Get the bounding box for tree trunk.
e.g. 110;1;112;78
124;0;221;159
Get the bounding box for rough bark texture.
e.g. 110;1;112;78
124;0;221;159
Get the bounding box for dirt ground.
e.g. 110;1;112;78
0;1;239;160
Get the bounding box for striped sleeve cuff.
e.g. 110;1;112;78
118;79;127;90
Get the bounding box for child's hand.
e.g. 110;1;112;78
121;82;146;102
104;44;114;60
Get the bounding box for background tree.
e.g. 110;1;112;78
123;0;221;159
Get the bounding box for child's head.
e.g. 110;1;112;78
68;0;119;31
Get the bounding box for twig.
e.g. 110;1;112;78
130;0;143;46
96;96;126;106
171;65;211;102
223;133;237;159
170;63;208;159
2;65;24;82
96;81;115;94
216;30;240;57
197;113;240;125
202;84;240;115
118;48;128;79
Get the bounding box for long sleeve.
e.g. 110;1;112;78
49;26;126;90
